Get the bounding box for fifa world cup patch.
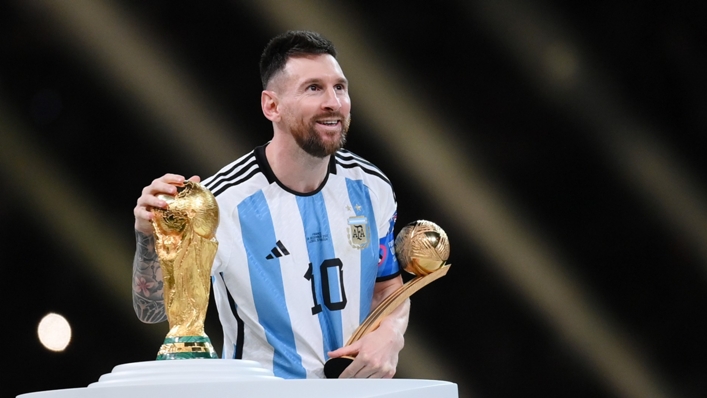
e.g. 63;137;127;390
347;215;370;249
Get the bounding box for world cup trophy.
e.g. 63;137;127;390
151;180;220;360
324;220;451;378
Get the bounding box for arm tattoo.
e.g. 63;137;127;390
132;230;167;323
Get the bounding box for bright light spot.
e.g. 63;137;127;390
37;313;72;352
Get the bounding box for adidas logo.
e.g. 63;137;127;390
266;241;290;260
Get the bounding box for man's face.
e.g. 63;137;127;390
276;54;352;158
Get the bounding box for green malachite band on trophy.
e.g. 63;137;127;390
156;335;218;360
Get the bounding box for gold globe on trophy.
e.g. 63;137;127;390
324;220;451;378
151;180;220;360
396;220;451;276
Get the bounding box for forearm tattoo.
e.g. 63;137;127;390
132;230;167;323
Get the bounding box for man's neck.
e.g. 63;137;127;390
265;136;331;193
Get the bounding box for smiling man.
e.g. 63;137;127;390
132;30;408;379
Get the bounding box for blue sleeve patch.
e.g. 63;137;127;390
376;213;399;278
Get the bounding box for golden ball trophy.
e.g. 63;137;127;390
151;180;220;360
324;220;451;378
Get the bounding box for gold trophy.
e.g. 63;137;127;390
324;220;451;378
151;180;220;360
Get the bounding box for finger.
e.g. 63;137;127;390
134;207;156;234
147;180;181;197
352;357;381;379
139;192;172;209
145;174;187;196
159;173;187;184
363;362;395;379
134;207;155;223
188;175;201;183
338;359;365;379
328;346;357;359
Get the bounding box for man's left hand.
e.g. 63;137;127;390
327;321;404;378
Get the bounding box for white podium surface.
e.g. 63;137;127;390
17;359;458;398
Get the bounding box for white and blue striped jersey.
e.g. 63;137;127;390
202;144;399;379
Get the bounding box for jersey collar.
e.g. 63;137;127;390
255;143;338;196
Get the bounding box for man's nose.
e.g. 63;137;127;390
322;87;342;111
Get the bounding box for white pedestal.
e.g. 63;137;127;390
17;360;458;398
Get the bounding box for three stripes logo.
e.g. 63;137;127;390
265;241;290;260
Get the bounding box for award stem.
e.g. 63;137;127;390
346;264;451;345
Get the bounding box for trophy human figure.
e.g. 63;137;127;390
151;180;220;359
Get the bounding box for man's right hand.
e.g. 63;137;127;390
133;173;201;234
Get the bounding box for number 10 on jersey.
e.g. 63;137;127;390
304;258;347;315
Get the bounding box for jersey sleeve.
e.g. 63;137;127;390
376;211;400;280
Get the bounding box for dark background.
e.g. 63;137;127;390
2;1;706;397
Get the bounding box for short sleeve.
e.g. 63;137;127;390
376;212;400;281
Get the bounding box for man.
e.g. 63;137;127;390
132;30;408;379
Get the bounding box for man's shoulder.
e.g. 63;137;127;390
333;148;392;188
202;148;265;198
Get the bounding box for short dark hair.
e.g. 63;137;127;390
259;30;337;89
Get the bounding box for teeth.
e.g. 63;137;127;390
319;120;338;125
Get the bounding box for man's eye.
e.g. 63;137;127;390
335;84;345;90
307;85;319;91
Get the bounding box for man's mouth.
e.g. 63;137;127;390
316;119;340;126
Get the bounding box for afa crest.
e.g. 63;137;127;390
347;215;370;249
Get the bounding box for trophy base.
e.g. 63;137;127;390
156;335;218;360
323;355;355;378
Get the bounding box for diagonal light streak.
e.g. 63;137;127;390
467;0;707;275
0;98;150;330
18;0;251;174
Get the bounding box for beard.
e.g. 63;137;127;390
289;112;351;158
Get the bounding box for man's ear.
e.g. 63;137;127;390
261;90;280;122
